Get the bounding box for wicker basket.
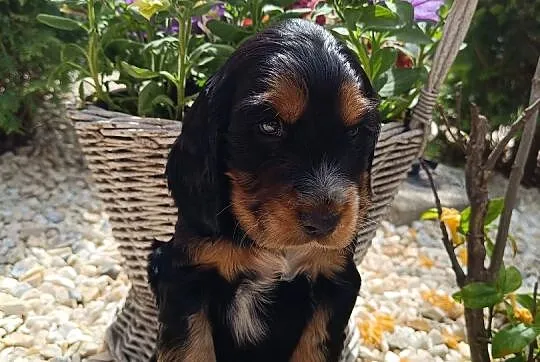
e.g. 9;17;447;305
70;2;478;360
71;105;422;361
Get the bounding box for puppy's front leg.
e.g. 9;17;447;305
149;241;216;362
157;310;216;362
290;308;331;362
291;257;361;362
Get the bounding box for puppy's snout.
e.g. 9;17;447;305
299;210;340;237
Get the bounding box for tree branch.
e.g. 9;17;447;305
489;57;540;277
466;105;490;282
485;98;540;171
437;104;467;153
419;158;466;288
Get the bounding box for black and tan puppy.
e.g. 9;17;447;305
148;18;380;362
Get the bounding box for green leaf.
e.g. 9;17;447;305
485;235;495;258
485;197;504;225
491;324;537;358
496;266;522;294
344;5;401;31
459;206;471;234
391;25;432;45
152;94;175;108
392;0;414;25
370;47;396;82
459;282;503;309
267;0;296;7
37;14;84;31
515;294;535;312
159;71;178;85
452;291;463;303
329;26;350;37
138;81;162;116
120;61;159;79
375;67;428;97
262;4;284;14
78;81;85;102
192;2;219;17
206;20;251;43
420;208;439;221
272;8;313;22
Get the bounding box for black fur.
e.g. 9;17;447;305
151;18;380;362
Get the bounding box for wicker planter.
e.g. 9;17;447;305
69;104;424;361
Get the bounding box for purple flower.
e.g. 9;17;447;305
125;0;134;4
190;3;225;34
407;0;445;22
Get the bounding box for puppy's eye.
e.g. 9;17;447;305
259;120;283;136
347;126;360;137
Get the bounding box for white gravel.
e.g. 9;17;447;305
1;143;538;362
0;149;129;362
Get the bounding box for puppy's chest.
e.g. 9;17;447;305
209;252;322;348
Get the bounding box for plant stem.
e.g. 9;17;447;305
176;6;192;122
86;0;115;108
528;281;538;362
488;57;540;278
465;308;491;362
419;158;466;287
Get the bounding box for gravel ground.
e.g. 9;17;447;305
0;139;538;361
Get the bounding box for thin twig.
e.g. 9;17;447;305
527;281;538;362
437;104;467;153
489;57;540;277
419;158;466;287
485;98;540;171
487;305;494;339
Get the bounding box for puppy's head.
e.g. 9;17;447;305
167;19;380;250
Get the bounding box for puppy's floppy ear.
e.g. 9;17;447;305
165;75;228;236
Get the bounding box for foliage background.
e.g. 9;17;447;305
0;0;78;152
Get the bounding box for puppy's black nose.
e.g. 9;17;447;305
299;211;340;237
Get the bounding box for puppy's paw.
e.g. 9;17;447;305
147;239;174;294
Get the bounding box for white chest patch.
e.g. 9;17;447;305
227;277;276;346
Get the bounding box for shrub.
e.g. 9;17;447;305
0;0;74;136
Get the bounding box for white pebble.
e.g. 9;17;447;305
384;351;400;362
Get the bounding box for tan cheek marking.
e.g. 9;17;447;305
340;81;373;126
158;311;215;362
263;74;307;124
290;308;330;362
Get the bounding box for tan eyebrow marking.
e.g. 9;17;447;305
339;81;374;126
262;74;307;124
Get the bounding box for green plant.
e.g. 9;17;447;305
38;0;235;121
0;0;72;135
419;61;540;360
327;0;448;120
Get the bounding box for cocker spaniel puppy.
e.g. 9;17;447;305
148;18;380;362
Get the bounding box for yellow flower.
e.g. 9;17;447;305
131;0;170;20
358;313;395;347
442;331;463;349
440;208;464;246
458;247;468;265
421;289;464;319
508;293;534;324
514;307;533;324
419;254;435;269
